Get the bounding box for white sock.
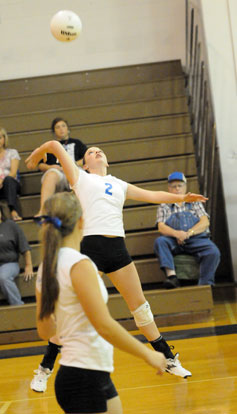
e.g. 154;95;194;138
165;268;177;278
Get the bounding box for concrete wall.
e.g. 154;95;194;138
0;0;185;80
199;0;237;281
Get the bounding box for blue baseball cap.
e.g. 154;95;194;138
168;171;187;183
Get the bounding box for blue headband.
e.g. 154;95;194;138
33;215;62;230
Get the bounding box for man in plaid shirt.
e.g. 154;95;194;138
154;172;220;289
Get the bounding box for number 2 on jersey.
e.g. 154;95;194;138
105;183;113;196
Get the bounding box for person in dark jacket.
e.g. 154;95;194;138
35;117;87;216
0;205;33;305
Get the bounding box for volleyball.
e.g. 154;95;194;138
50;10;82;42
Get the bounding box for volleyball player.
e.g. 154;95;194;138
26;141;207;387
35;191;166;413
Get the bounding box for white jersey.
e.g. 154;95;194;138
36;247;114;372
72;169;128;237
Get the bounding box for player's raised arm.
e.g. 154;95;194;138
25;140;79;187
126;183;208;204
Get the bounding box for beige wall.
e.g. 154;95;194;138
200;0;237;281
0;0;185;80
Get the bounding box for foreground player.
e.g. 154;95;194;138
26;142;207;388
35;192;166;413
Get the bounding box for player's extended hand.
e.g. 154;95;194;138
183;192;208;203
25;148;47;170
144;349;167;375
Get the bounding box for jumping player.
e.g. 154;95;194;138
26;141;207;390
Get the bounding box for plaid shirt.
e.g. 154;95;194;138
156;202;209;224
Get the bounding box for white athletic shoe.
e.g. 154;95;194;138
30;365;52;392
165;353;192;378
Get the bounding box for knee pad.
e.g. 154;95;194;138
131;301;154;327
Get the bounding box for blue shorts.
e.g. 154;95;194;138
81;235;132;273
55;365;118;413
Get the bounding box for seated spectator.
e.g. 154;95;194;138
154;171;220;289
0;205;33;305
34;117;87;216
0;127;22;221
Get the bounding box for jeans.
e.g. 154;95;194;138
154;235;220;285
0;175;21;215
0;262;24;305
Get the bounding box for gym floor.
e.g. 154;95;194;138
0;285;236;414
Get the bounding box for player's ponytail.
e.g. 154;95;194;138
38;192;82;319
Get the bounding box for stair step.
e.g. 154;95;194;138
1;96;188;133
18;230;160;269
0;286;213;340
17;205;159;242
19;133;194;173
2;258;162;301
19;177;199;218
0;60;184;98
9;114;192;151
20;154;197;195
0;77;185;115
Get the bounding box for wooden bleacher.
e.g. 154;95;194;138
0;60;213;343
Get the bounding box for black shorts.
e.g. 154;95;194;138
81;235;132;273
55;365;118;413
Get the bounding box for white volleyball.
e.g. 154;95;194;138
50;10;82;42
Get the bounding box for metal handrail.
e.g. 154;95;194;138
185;0;233;281
185;0;219;234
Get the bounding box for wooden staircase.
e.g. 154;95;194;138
0;60;213;343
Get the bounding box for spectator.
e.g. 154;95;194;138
0;127;22;221
35;117;87;216
0;205;33;305
154;171;220;289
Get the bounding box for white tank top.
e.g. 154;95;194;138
36;247;114;372
72;169;128;237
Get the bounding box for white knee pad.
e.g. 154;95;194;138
131;301;154;327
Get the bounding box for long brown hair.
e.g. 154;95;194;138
39;192;82;319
